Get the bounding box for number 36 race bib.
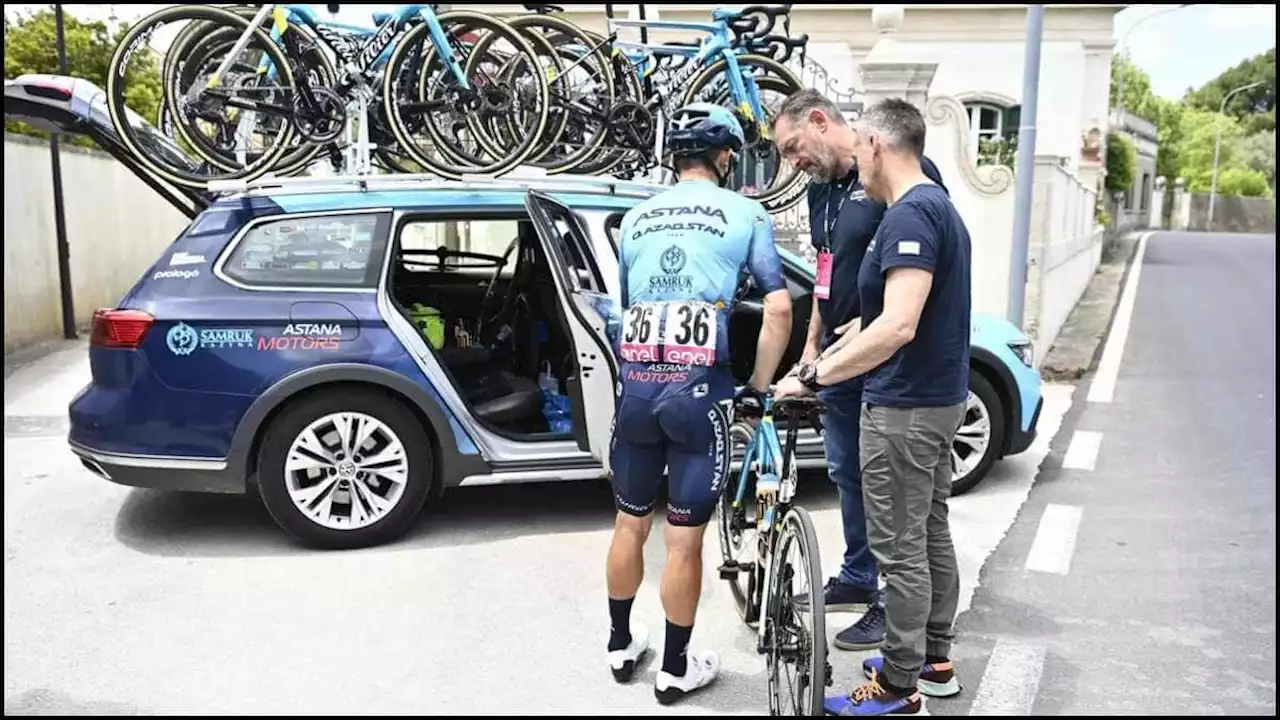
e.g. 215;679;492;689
620;301;718;367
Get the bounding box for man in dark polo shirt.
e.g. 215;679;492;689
776;97;972;716
771;89;946;653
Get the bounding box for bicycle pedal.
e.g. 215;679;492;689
717;561;741;580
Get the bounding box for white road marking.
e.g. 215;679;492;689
1024;504;1084;575
1088;231;1153;404
1061;430;1103;471
969;639;1047;715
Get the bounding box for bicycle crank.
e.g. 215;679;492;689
293;86;347;144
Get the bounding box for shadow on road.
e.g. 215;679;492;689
112;470;843;559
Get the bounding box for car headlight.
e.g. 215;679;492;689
1008;340;1034;368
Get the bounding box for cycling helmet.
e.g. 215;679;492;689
666;102;746;158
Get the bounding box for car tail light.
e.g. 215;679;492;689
26;82;73;100
90;309;154;349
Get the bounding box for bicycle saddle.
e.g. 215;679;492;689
523;3;565;14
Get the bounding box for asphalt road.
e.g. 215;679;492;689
933;231;1277;716
4;336;1074;714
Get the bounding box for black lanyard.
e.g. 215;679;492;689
817;177;855;251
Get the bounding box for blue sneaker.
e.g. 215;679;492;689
794;577;879;613
863;656;961;697
823;669;922;716
834;602;886;651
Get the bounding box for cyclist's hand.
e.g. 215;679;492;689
773;375;811;400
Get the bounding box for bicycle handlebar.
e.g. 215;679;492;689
726;4;794;45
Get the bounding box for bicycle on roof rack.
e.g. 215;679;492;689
107;3;552;189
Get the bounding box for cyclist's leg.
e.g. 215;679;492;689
650;367;734;703
605;365;667;680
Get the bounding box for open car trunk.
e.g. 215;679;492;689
3;74;212;220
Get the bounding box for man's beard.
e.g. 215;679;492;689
807;144;844;183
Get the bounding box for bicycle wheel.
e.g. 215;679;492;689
505;14;617;174
766;506;828;716
716;422;762;625
108;4;299;189
383;10;550;179
164;8;336;175
681;54;808;212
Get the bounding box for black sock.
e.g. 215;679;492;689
925;654;949;665
662;620;693;677
608;597;634;651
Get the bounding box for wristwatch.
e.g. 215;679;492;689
797;362;825;393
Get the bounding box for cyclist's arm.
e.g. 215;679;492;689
745;210;792;392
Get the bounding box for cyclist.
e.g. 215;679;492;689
603;102;794;705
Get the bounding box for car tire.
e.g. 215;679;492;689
257;388;434;549
951;370;1005;497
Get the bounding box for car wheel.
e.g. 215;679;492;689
257;389;434;549
951;371;1005;497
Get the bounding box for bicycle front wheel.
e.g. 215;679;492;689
766;506;828;716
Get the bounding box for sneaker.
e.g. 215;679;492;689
823;668;923;716
834;603;886;651
862;656;961;698
654;651;720;705
607;621;650;683
794;577;880;613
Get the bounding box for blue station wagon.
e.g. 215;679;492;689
7;74;1043;550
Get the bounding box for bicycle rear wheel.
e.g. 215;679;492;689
766;506;828;716
715;422;761;625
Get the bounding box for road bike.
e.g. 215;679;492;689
717;390;832;715
107;3;551;188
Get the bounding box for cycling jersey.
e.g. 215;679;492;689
610;179;787;526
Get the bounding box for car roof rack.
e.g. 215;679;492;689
205;167;669;199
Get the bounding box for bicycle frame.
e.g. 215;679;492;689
725;394;804;647
247;4;470;90
609;16;769;139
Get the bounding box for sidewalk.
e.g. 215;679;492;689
1039;231;1145;382
4;337;90;439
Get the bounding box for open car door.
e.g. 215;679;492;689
524;190;621;467
4;74;211;219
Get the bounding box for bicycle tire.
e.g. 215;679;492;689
505;14;617;175
680;54;808;212
423;15;569;173
383;10;550;180
767;506;828;716
107;4;299;189
716;422;760;624
163;8;335;174
699;71;811;214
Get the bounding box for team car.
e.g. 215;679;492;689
7;74;1043;549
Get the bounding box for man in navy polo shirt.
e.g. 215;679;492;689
771;89;946;652
776;97;973;716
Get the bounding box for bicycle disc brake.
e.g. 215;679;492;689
293;86;348;144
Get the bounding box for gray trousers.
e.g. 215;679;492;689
859;401;967;690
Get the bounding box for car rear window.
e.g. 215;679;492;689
222;212;389;289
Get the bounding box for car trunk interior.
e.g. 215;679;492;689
387;215;581;441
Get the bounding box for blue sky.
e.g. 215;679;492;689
1114;4;1276;99
7;3;1276;100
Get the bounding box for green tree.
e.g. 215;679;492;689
1184;47;1275;134
1109;54;1162;122
1172;107;1271;197
1237;129;1276;192
1105;132;1138;194
3;8;163;149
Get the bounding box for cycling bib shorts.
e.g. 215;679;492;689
610;362;734;526
609;178;786;527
